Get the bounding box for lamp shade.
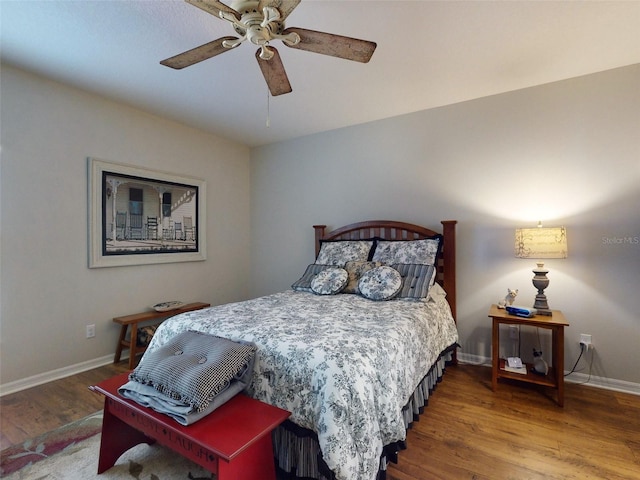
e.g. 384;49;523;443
515;227;568;259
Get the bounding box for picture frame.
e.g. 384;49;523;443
88;157;206;268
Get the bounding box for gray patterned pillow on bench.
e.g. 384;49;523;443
128;330;257;412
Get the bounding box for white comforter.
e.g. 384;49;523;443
144;289;458;480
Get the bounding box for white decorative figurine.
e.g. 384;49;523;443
497;288;518;309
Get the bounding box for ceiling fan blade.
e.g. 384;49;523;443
283;27;376;63
160;36;238;69
255;47;292;96
258;0;301;21
185;0;241;21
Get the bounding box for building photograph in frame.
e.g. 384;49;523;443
89;158;206;268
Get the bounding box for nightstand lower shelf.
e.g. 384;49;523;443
497;358;558;388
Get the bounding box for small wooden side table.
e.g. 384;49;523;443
113;302;210;369
488;304;569;406
90;372;290;480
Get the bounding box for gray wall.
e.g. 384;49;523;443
0;65;252;386
2;63;638;393
250;65;640;387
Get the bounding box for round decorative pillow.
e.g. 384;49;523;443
311;267;349;295
358;266;402;301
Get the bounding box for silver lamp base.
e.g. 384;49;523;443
532;262;552;316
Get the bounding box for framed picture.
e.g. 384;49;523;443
88;158;206;268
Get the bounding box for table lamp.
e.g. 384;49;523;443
514;223;567;316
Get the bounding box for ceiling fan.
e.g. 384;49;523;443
160;0;377;96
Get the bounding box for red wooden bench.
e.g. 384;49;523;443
90;372;290;480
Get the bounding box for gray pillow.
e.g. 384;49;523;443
129;330;256;412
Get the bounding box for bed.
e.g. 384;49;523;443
142;220;458;480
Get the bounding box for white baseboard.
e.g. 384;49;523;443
456;352;492;367
3;352;639;397
457;352;640;397
0;354;117;397
564;372;640;395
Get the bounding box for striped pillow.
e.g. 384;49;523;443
393;264;436;299
292;264;334;292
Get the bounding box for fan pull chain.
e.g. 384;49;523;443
266;87;271;128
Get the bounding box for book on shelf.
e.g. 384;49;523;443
503;364;527;374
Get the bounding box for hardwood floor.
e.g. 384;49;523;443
386;365;640;480
1;362;638;479
0;362;129;450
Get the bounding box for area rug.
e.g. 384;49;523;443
1;411;104;476
0;411;212;479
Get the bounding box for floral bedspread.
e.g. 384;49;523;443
144;290;458;480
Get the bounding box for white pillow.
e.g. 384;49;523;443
372;237;441;266
311;267;348;295
428;282;447;301
315;240;374;266
358;266;402;301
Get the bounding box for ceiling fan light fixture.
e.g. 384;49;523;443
229;0;259;15
222;37;244;49
259;45;275;60
280;30;300;46
161;0;376;95
261;6;282;26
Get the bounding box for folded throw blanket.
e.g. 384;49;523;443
119;330;256;424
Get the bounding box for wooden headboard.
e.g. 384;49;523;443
313;220;457;322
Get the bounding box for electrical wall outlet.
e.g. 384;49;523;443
86;324;96;339
579;333;592;349
509;325;519;340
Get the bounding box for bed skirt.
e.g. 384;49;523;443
272;345;457;480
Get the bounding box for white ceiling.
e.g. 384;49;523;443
2;1;640;147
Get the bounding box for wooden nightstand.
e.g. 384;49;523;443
488;304;569;406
